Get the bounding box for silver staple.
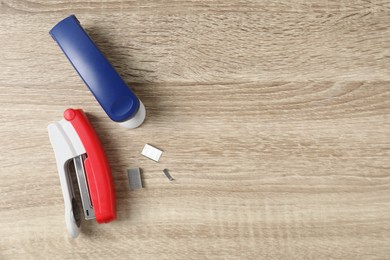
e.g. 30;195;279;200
163;169;174;181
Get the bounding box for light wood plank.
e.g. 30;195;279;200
0;10;389;83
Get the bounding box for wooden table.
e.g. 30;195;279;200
1;1;389;259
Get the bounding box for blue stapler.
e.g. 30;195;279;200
50;15;146;128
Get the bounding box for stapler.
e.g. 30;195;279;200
48;109;116;238
49;15;146;129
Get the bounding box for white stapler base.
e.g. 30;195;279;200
48;119;86;238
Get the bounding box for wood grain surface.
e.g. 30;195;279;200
0;0;389;259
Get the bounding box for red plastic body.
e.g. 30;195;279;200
64;108;116;223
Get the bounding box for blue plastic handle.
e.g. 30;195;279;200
50;15;140;123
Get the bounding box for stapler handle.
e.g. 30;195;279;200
64;109;117;223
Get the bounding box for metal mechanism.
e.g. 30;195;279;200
65;160;81;228
73;154;95;220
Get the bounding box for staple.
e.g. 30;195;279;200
127;168;143;190
163;168;174;181
141;144;163;162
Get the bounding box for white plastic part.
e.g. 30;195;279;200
118;100;146;129
141;144;163;162
48;119;86;238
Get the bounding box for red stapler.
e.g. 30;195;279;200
48;109;116;238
